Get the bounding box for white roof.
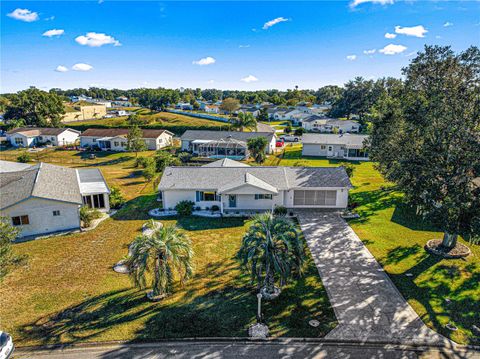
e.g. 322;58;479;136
302;133;368;148
77;168;110;195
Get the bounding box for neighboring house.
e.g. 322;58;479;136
62;105;107;122
0;161;110;238
204;105;220;114
176;102;193;110
6;127;80;148
255;123;276;133
302;133;369;160
302;117;360;133
237;107;260;118
273;110;288;121
180;130;277;159
158;159;352;214
290;113;312;126
80;128;173;151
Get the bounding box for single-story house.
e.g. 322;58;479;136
158;159;352;214
180;130;276;160
204;105;220;114
237;107;260;118
302;117;360;133
0;161;110;238
6;127;80;148
80;128;173;151
302;133;369;160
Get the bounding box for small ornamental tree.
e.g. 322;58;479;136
0;216;20;281
247;137;268;164
127;125;146;157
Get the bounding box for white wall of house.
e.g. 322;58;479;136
302;143;346;157
162;189;221;210
222;192;284;211
284;188;349;209
0;197;81;237
158;132;173;149
7;133;34;147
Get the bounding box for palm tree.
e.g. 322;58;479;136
231;112;257;132
238;212;304;298
127;223;193;300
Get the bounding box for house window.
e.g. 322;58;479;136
158;138;163;143
254;194;273;200
196;191;219;202
114;141;119;147
12;215;30;226
51;137;55;141
320;145;326;150
92;138;97;142
121;142;127;147
83;194;105;209
53;210;61;216
14;138;23;145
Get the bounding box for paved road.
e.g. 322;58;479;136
297;212;448;345
14;341;480;359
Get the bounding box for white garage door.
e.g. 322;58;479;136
293;190;337;206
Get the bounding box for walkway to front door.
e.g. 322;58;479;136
297;212;449;345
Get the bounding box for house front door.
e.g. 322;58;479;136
327;146;333;157
228;195;237;208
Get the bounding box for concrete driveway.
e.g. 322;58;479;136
297;211;449;345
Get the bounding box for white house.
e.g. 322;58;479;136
302;117;360;133
302;133;369;160
204;105;220;114
80;128;173;151
6;127;81;148
158;159;352;214
180;130;276;160
237;107;260;118
0;161;110;238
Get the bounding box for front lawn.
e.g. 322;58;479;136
0;152;336;347
270;144;480;345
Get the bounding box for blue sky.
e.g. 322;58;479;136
2;1;479;93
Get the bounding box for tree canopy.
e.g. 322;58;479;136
368;45;480;248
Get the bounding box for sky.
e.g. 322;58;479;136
1;1;479;93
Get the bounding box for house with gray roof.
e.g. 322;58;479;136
0;161;110;238
302;133;369;160
180;130;277;160
158;160;352;214
302;117;360;133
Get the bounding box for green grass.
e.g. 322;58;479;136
66;108;230;135
268;144;480;345
0;151;336;346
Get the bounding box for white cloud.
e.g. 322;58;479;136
75;32;121;47
208;80;215;84
45;16;55;21
385;32;397;39
55;65;68;73
394;25;428;38
443;21;453;27
363;49;376;55
346;55;357;60
350;0;394;8
192;56;216;66
239;44;251;48
72;63;93;71
379;44;407;55
7;8;39;22
43;29;64;37
241;75;259;83
262;17;289;30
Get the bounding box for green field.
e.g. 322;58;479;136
0;149;336;347
65;108;230;135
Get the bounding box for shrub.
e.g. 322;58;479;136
175;200;195;216
109;186;126;209
155;151;181;172
273;205;287;216
17;152;30;163
135;156;154;168
178;152;192;163
339;162;355;178
211;205;220;212
80;206;102;228
294;127;305;136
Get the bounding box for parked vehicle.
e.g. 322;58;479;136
280;135;300;142
276;140;284;147
0;332;14;359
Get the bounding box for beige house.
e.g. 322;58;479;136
0;161;110;238
62;105;107;122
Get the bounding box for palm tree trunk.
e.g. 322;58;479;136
442;232;458;250
153;255;161;296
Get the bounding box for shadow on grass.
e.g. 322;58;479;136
391;203;441;232
385;246;480;345
348;187;400;224
19;255;335;346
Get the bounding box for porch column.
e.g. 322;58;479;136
220;195;224;214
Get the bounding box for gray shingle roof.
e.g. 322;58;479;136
6;127;80;136
0;162;83;210
159;163;352;191
302;133;368;147
181;130;275;142
81;128;172;138
202;158;251;167
0;160;33;173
